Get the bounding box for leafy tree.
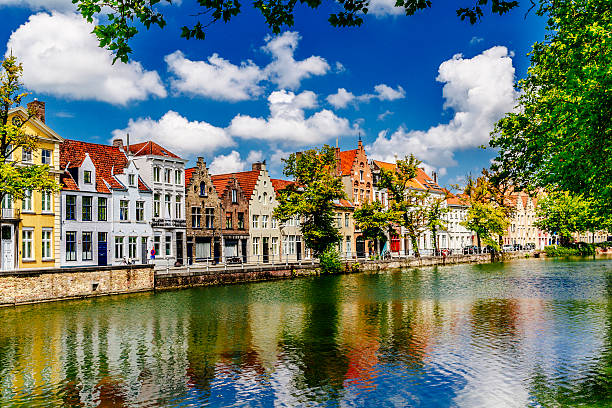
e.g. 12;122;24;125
533;190;595;246
462;201;509;249
378;154;428;257
274;145;345;256
73;0;520;63
0;56;60;207
353;200;392;255
425;195;449;254
490;0;612;219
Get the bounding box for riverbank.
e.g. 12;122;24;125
0;251;534;306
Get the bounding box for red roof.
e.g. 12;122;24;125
415;168;443;192
60;172;79;191
338;149;357;176
270;178;294;195
185;167;196;187
372;160;396;172
211;170;260;200
334;199;355;209
126;141;182;159
60;139;149;193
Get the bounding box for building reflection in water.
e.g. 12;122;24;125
0;258;610;407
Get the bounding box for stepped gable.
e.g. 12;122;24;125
337;149;357;176
211;170;260;200
126;140;181;159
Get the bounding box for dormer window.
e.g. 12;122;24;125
129;174;136;186
84;170;92;184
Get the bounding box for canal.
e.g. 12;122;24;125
1;257;611;407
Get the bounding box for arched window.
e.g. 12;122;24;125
199;181;206;196
263;192;267;204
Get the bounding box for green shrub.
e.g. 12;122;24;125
545;243;595;257
319;248;342;274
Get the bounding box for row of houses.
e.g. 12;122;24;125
1;102;605;271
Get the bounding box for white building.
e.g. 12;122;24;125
120;140;188;266
60;140;153;266
441;194;474;252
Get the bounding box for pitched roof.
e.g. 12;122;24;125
333;198;355;209
126;141;182;159
414;168;443;192
270;178;294;195
60;172;79;191
338;149;357;176
210;174;233;197
372;160;396;172
184;167;196;187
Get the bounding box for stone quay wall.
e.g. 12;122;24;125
0;265;154;306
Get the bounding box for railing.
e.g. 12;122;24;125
0;208;20;220
151;218;186;228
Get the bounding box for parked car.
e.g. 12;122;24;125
525;243;536;250
502;244;514;252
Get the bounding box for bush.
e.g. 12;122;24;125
545;243;595;257
319;248;342;274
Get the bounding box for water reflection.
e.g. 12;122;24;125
0;257;611;407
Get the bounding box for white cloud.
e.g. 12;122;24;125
326;88;355;109
0;0;74;12
377;110;393;121
6;12;166;105
111;111;234;157
470;36;484;45
367;46;517;169
228;90;357;146
209;150;264;174
327;84;405;109
368;0;404;16
166;31;329;101
165;50;264;102
263;32;330;89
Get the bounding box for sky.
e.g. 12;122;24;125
0;0;547;186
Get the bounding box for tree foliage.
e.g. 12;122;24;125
274;145;345;256
0;56;60;205
378;154;429;257
353;200;392;253
425;195;449;253
73;0;520;63
490;0;612;219
462;201;509;249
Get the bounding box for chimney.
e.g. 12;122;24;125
27;99;45;123
432;171;438;183
252;160;266;171
113;138;124;149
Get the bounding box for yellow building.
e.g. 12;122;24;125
1;101;63;270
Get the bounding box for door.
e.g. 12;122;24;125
1;225;14;271
97;240;107;266
214;241;221;264
187;242;193;265
176;232;184;265
241;239;247;263
356;236;365;258
141;237;147;264
296;241;302;261
263;237;269;263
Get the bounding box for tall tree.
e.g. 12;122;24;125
274;145;345;256
378;154;428;257
353;200;392;255
490;0;612;219
73;0;521;63
426;195;449;254
0;56;59;207
462;201;509;249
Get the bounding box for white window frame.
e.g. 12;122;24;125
41;228;52;260
22;228;33;261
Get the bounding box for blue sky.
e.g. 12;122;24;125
0;0;547;186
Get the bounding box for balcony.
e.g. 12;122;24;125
0;208;20;221
152;218;186;228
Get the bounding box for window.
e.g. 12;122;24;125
288;235;296;255
192;207;201;228
199;181;207;197
231;189;237;203
346;236;351;255
271;237;278;256
153;194;160;218
165;194;171;218
22;190;32;212
41;191;52;212
84;170;92;184
115;236;124;259
128;236;137;259
252;237;260;256
175;170;182;185
98;197;107;221
345;213;350;228
175;195;182;219
41;149;52;165
119;200;129;221
82;196;92;221
136;201;144;221
165;234;172;256
128;174;135;186
226;212;233;229
262;215;268;229
22;148;32;163
98;232;107;243
252;215;259;228
65;195;76;220
154;235;161;255
42;229;52;259
66;231;76;261
237;212;245;229
164;168;171;184
153;166;161;182
205;208;214;229
82;232;92;260
1;194;11;209
360;170;364;181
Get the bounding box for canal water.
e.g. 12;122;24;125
1;257;611;407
